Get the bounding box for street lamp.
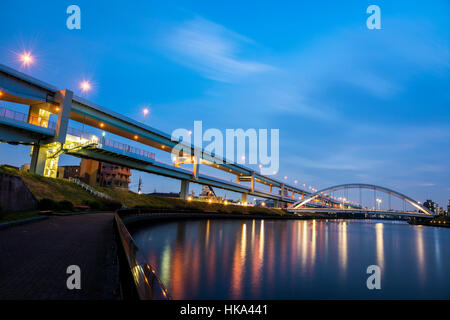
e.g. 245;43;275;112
20;51;34;68
376;198;382;210
80;80;91;93
143;108;149;116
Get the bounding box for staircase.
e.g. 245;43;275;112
68;177;113;200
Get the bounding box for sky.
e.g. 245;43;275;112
0;0;449;207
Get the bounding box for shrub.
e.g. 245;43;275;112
100;199;122;211
38;198;58;210
82;200;101;210
57;200;74;211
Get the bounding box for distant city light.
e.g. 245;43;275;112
143;108;149;116
188;130;192;135
187;196;192;201
294;180;298;184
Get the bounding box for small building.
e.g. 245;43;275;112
79;159;131;190
56;165;80;179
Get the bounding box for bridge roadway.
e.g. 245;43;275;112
0;63;319;205
289;208;430;218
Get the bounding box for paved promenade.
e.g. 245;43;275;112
0;212;119;300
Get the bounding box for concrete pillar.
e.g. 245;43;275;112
180;180;190;200
281;183;285;199
192;152;199;180
241;193;247;204
30;145;48;175
250;171;255;192
54;89;73;144
274;199;280;208
269;185;272;193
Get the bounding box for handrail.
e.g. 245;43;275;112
114;213;170;300
68;177;113;200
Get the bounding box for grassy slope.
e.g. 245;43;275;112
0;165;98;205
0;165;288;216
96;187;288;215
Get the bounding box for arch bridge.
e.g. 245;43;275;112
288;183;434;217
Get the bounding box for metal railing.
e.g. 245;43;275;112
114;213;170;300
68;177;113;200
0;106;56;130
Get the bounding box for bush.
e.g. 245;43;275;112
81;199;122;211
38;198;58;210
57;200;74;211
82;200;101;210
100;199;122;211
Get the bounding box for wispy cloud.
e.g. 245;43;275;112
163;17;273;82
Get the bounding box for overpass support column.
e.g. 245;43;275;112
30;145;48;176
192;152;200;180
54;89;73;144
29;143;60;178
180;180;190;200
241;193;247;204
274;199;281;208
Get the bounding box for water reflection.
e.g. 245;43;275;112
375;223;384;269
132;219;450;299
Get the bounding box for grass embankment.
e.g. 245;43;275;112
0;165;98;205
0;210;40;223
95;186;289;216
0;165;288;220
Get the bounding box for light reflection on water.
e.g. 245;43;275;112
132;219;450;299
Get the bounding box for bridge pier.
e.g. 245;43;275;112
180;180;190;200
241;193;247;204
30;144;47;176
29;142;60;178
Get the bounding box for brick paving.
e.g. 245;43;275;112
0;213;119;300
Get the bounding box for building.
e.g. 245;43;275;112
199;185;222;202
447;200;450;216
149;192;180;198
423;199;435;213
79;159;131;189
56;165;80;179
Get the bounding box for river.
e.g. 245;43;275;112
131;219;450;299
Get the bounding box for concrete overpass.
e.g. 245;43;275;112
0;64;316;206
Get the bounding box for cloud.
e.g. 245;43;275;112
163;17;273;82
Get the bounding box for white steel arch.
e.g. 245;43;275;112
288;183;433;216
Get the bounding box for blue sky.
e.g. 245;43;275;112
1;1;449;206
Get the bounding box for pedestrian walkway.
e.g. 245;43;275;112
0;212;119;300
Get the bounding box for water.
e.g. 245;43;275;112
131;219;450;299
